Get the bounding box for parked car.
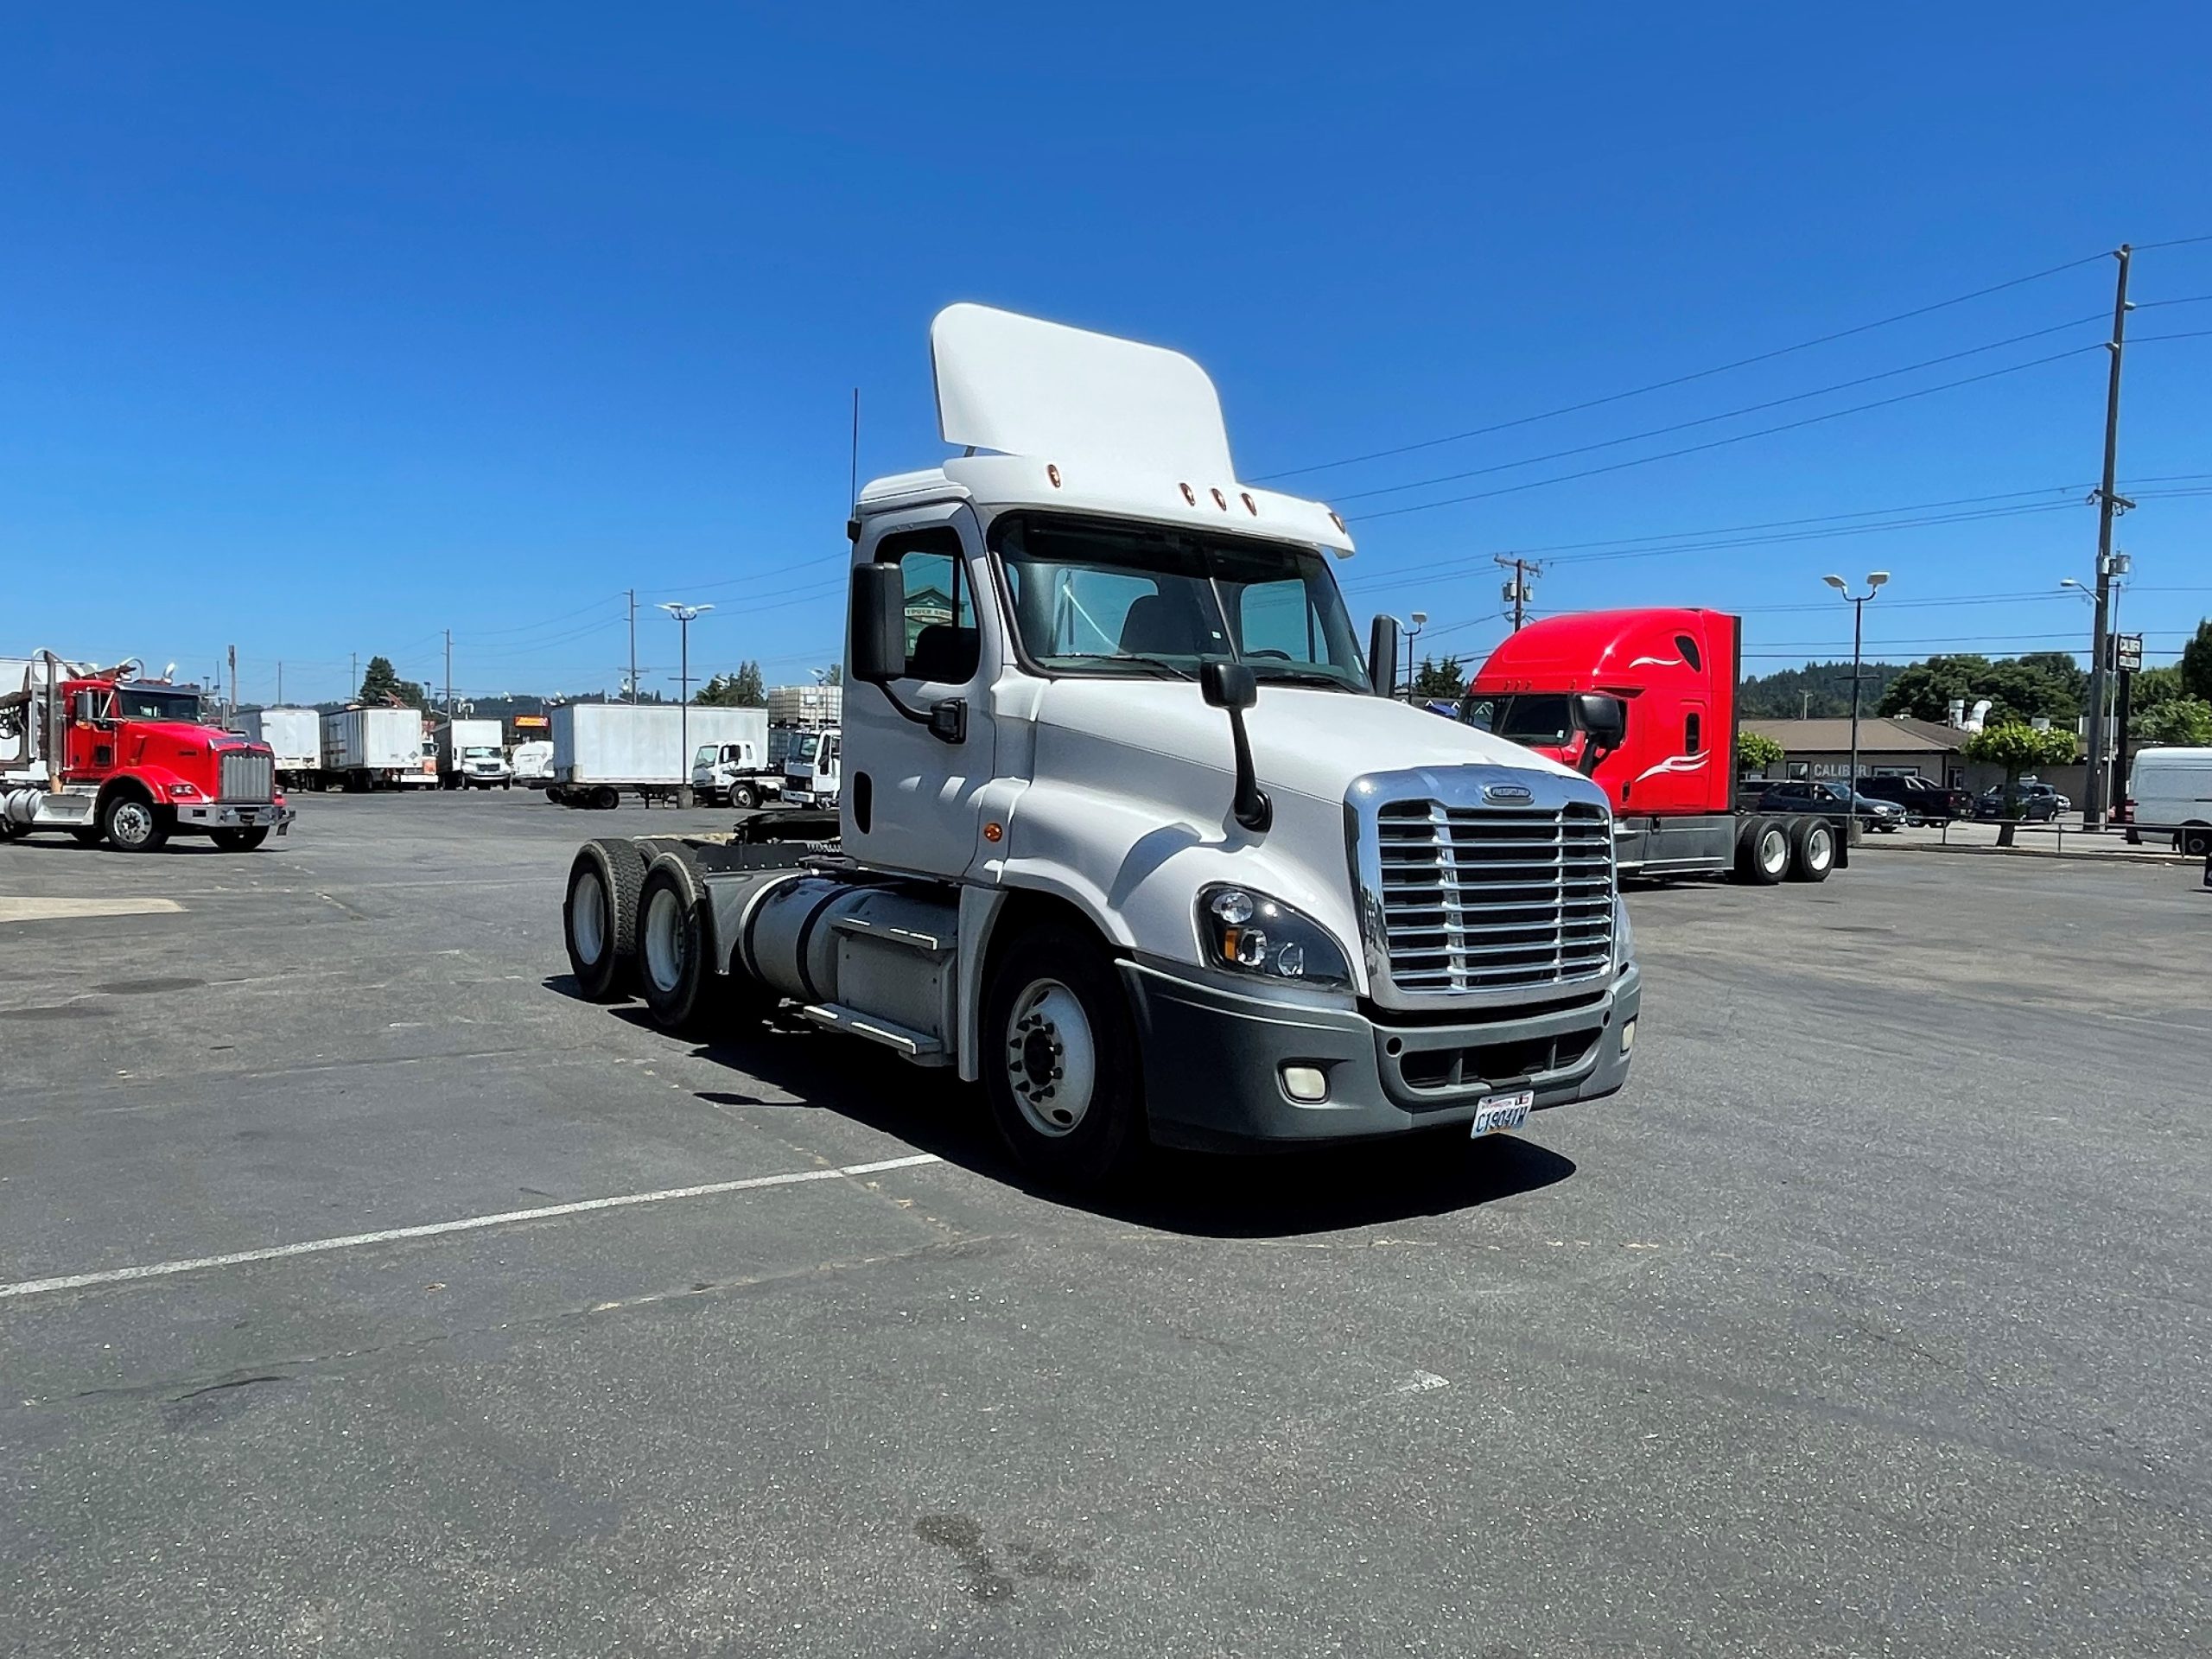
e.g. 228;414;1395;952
1755;780;1904;832
1853;773;1969;823
1972;782;2067;822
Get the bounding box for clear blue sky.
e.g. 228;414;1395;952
4;3;2207;705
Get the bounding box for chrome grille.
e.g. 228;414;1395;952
219;749;275;804
1375;800;1614;995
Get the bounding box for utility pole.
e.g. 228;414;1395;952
444;628;454;719
227;645;237;720
627;589;639;706
276;661;283;705
2083;244;2133;830
351;652;359;702
1496;556;1540;632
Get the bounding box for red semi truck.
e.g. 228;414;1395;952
1465;607;1844;884
0;652;294;852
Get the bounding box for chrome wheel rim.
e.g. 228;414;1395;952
573;870;607;963
1759;827;1789;874
1004;979;1096;1138
644;886;686;995
111;801;153;846
1805;823;1834;870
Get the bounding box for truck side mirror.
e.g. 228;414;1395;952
1199;661;1256;711
849;563;908;683
1573;693;1625;770
1368;615;1400;698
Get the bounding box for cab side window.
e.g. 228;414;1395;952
878;527;978;683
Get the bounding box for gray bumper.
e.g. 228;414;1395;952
1120;958;1639;1151
177;802;296;834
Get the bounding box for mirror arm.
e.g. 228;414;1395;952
1226;705;1271;831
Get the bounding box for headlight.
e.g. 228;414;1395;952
1612;895;1637;969
167;782;200;798
1197;886;1353;988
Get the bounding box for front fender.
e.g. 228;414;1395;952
992;778;1366;991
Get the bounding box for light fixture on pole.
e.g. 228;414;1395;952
1405;612;1427;702
1822;572;1888;817
658;602;714;806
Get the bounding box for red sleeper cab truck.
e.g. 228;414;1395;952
1466;607;1841;884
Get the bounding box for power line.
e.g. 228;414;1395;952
1348;346;2102;524
1332;315;2106;505
2134;232;2212;250
1257;249;2112;481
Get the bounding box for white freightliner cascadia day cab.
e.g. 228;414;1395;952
560;306;1639;1188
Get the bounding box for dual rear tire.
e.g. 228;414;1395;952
1732;815;1833;885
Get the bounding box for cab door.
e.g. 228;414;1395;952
842;504;1001;880
64;687;121;783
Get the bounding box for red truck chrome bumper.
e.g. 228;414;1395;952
177;801;296;834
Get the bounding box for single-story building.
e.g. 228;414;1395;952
1738;715;2091;802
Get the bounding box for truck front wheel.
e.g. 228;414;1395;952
731;784;757;810
982;925;1145;1191
210;828;270;853
102;792;169;854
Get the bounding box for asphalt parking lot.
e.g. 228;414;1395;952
3;791;2208;1657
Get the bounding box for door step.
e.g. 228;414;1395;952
798;1002;950;1065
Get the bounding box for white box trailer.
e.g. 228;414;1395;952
548;703;765;808
434;717;512;788
766;683;842;728
320;707;436;791
235;708;321;785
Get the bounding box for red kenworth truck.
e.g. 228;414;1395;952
1466;607;1844;885
0;652;294;853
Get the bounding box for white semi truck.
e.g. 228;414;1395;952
434;717;512;788
778;725;841;808
560;306;1638;1188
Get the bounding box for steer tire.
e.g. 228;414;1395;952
1785;815;1835;883
981;924;1147;1193
1733;816;1789;886
210;828;270;853
2182;824;2212;859
564;836;647;1001
731;784;757;810
101;790;169;854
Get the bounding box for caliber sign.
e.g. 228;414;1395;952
2113;634;2143;674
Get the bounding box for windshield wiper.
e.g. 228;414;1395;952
1055;652;1197;682
1246;664;1361;691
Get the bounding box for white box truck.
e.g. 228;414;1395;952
547;703;766;808
559;305;1639;1192
235;708;321;789
435;717;512;789
321;707;437;791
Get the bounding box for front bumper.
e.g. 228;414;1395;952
1121;957;1639;1151
176;801;296;834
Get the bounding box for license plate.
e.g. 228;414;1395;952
1471;1090;1534;1137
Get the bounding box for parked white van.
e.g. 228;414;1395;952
2126;747;2212;856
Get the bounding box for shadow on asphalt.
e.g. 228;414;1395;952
548;980;1579;1238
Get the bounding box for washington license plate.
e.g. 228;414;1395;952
1471;1090;1534;1137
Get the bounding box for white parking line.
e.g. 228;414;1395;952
0;898;184;923
0;1154;944;1301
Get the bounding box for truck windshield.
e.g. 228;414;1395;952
791;733;822;764
992;513;1367;690
115;686;202;722
462;747;499;759
1462;694;1576;746
694;744;718;768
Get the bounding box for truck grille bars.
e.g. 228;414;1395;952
219;750;276;804
1372;798;1614;996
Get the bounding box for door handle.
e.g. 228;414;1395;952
928;699;968;745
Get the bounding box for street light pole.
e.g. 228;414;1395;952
1404;612;1427;703
658;602;714;806
1823;572;1889;810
